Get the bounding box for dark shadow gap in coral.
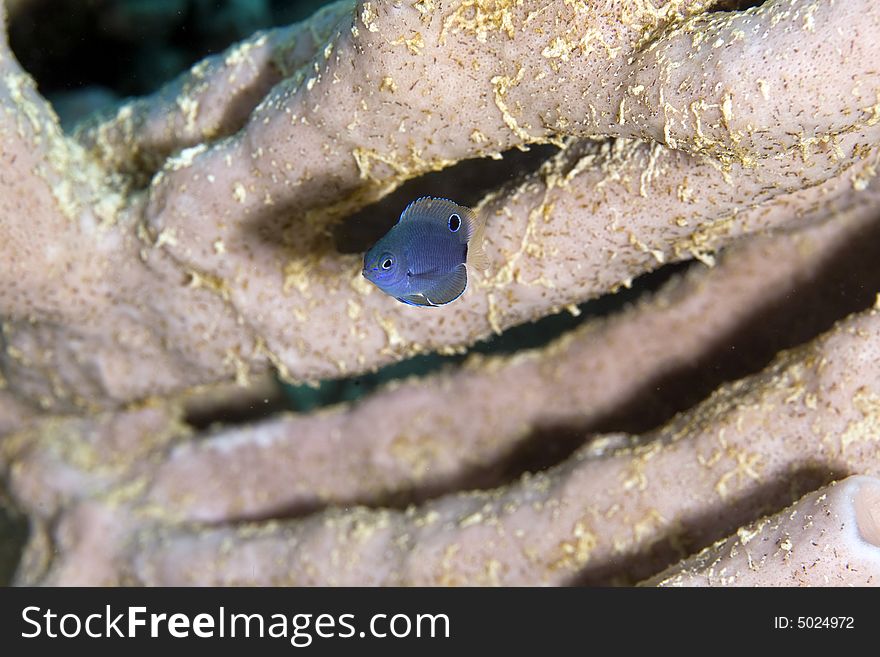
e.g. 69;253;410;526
188;143;561;428
192;465;848;589
569;464;847;586
334;145;560;255
0;499;29;586
477;212;880;487
240;140;559;273
590;220;880;436
714;0;766;11
238;211;880;522
279;259;693;413
7;0;331;130
7;0;325;95
183;380;290;432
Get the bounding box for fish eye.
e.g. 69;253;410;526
381;257;394;270
448;213;461;232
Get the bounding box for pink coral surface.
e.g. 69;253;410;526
1;0;880;585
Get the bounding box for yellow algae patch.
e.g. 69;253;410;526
486;184;552;291
620;443;660;492
661;101;681;150
391;32;425;55
638;141;666;197
360;2;380;32
374;312;405;350
670;214;734;266
166;143;207;170
721;92;734;129
627;231;665;265
154;227;178;248
352;147;410;180
736;517;772;546
632;508;666;545
413;0;435;20
852;160;878;192
223;348;251;386
283;256;318;295
802;3;818;32
379;76;398;92
486;292;504;334
551;520;598;571
862;91;880;127
470;128;488;143
839;388;880;457
346;299;362;320
7;72;131;226
713;441;763;500
175;94;199;131
255;337;293;383
186;269;230;301
458;510;485;528
490;66;535;143
541;28;620;64
440;0;522;44
351;145;454;183
621;0;711;46
3;70;46;135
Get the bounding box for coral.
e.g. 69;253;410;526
645;476;880;586
1;0;880;585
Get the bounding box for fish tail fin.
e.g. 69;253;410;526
467;209;490;271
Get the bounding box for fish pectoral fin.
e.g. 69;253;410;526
464;207;489;270
421;264;468;306
467;243;490;271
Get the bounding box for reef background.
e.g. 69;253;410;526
1;0;879;585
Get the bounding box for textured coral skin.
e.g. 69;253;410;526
1;0;880;586
645;476;880;586
1;0;880;410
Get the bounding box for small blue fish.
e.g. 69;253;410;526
362;197;489;307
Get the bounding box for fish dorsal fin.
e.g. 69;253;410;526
399;197;477;235
422;263;468;306
397;196;490;273
397;197;435;224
